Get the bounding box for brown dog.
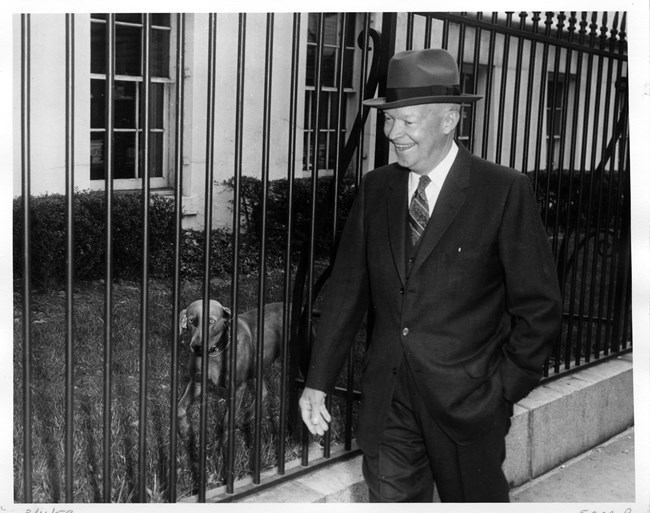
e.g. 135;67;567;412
177;299;284;448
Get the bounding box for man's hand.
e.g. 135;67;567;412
299;387;331;436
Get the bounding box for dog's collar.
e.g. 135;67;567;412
209;318;232;358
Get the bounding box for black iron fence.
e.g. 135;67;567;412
15;11;631;504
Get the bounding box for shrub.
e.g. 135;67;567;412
13;175;359;289
223;174;357;259
13;190;179;287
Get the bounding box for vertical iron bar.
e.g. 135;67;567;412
103;13;116;502
253;12;274;485
542;13;564;368
551;13;572;260
337;13;351;454
138;13;152;502
198;12;218;503
603;13;627;351
227;12;247;494
479;13;497;161
64;13;75;503
468;16;481;154
302;12;325;469
576;13;600;364
531;12;553;192
520;12;541;174
558;14;582;368
584;14;607;361
168;12;185;503
495;12;512;164
279;12;301;477
455;18;466;68
21;12;33;503
571;12;594;367
594;15;617;355
423;16;432;48
406;13;414;50
509;13;526;169
544;13;565;237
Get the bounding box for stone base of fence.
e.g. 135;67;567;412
195;353;634;503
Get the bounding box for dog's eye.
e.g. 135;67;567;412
209;318;216;324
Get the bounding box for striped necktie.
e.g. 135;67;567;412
409;174;431;246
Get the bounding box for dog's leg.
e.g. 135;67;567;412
219;382;248;456
177;379;202;440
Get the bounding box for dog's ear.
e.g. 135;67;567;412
179;309;188;334
222;306;232;319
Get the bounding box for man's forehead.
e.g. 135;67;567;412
383;104;435;119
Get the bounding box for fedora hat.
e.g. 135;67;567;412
364;48;482;109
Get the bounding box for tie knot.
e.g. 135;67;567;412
417;174;431;192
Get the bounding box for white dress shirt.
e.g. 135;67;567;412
408;141;459;216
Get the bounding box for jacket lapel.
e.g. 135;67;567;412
386;167;409;287
409;146;471;278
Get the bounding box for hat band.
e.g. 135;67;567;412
386;84;462;102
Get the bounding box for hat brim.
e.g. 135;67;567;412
364;94;482;109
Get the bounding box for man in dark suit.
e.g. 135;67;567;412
299;48;562;502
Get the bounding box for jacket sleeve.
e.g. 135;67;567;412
304;177;371;394
498;173;563;404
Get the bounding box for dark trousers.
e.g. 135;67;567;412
362;358;511;502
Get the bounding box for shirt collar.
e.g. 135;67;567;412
409;140;459;191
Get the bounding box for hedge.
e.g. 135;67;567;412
13;176;356;289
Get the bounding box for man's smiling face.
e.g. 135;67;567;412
383;103;458;175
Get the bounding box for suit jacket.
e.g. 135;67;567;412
305;145;562;455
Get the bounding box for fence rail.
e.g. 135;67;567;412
16;11;631;504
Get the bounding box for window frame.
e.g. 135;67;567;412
303;13;358;174
89;14;174;190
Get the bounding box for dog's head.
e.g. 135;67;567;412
179;299;232;356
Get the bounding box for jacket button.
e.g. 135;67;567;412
399;288;404;295
402;327;409;336
392;367;398;375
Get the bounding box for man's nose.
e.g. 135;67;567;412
385;120;402;141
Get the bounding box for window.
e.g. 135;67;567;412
303;13;357;173
546;73;570;170
90;14;172;184
457;67;476;149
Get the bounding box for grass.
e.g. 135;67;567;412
13;268;359;503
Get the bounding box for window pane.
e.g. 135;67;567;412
91;79;106;129
308;15;319;44
345;14;356;47
114;81;137;129
150;83;164;129
116;14;142;23
91;21;106;74
90;13;107;21
114;132;137;179
90;132;105;180
151;28;170;77
303;131;312;171
149;132;163;177
151;14;170;27
343;48;354;88
115;24;141;76
321;46;336;87
323;13;339;45
306;45;316;87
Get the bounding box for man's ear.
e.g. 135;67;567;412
179;309;188;334
443;107;461;135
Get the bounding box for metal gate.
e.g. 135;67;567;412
16;11;631;504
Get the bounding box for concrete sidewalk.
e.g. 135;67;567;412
237;427;635;503
510;427;635;503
